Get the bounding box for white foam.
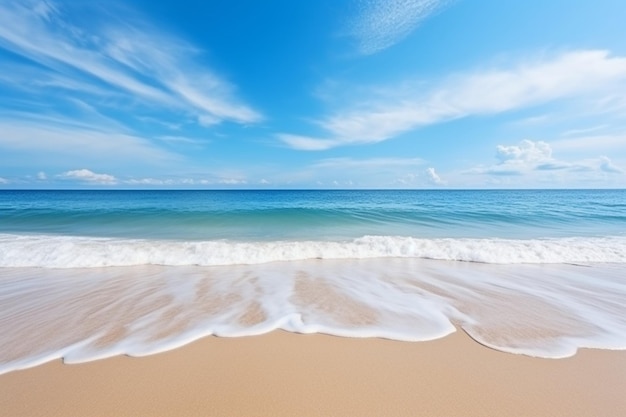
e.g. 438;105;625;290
1;233;625;268
0;259;624;375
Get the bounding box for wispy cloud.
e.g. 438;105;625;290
289;156;432;188
0;118;176;166
279;50;626;150
312;156;425;169
347;0;451;55
560;125;610;137
58;169;117;185
0;177;8;184
425;167;445;185
552;132;626;153
0;0;261;126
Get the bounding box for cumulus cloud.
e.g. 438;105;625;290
469;140;624;178
279;50;626;150
347;0;451;55
496;140;552;165
59;169;117;185
37;171;47;180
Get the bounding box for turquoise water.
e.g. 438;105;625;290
1;189;626;266
2;189;625;240
1;189;625;372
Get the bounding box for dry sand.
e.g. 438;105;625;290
1;330;625;417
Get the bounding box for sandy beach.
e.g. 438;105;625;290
2;330;625;417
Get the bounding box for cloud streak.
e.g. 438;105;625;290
347;0;451;55
280;50;626;150
0;118;176;166
0;0;261;126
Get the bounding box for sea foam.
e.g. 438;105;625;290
0;233;625;268
0;259;625;375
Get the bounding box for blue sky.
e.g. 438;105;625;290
1;0;625;188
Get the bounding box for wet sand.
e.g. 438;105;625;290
1;330;625;417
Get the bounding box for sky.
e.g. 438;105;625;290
1;0;625;189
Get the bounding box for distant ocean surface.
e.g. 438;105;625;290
1;190;625;373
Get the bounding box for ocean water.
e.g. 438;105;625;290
1;189;625;373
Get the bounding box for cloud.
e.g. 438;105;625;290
120;175;251;187
561;125;610;137
347;0;451;55
59;169;117;185
286;156;430;188
552;132;626;153
312;157;425;169
468;140;624;178
600;156;624;174
496;140;552;164
0;0;261;125
157;136;205;146
426;167;445;185
0;177;8;184
218;178;248;185
277;134;338;151
37;171;47;180
0;119;175;166
279;50;626;150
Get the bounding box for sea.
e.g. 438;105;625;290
1;189;625;374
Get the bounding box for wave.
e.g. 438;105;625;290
1;259;625;375
1;233;625;268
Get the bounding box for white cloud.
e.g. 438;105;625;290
157;136;205;146
124;178;168;186
218;178;247;185
347;0;451;55
496;140;552;164
560;125;610;137
59;169;117;185
121;176;251;187
468;140;624;179
0;177;8;184
426;167;445;185
37;171;47;180
277;134;338;151
0;0;261;125
280;50;626;150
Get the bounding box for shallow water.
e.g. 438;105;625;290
1;259;625;374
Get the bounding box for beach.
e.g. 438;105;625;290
1;190;625;416
2;330;626;417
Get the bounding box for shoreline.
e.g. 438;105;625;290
2;330;625;417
